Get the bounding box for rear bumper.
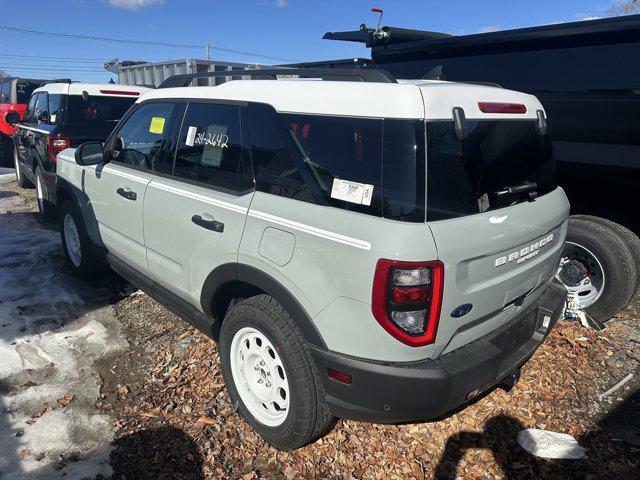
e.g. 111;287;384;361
309;280;566;423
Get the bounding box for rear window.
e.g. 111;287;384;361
426;120;556;221
66;95;136;127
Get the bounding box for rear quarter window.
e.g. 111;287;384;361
282;113;383;217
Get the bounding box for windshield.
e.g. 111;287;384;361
426;120;556;221
66;95;136;127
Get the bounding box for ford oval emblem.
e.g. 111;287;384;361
451;303;473;318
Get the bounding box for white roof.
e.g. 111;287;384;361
139;78;544;120
34;83;150;97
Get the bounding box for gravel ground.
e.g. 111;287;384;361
3;177;640;479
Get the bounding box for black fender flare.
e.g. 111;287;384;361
200;263;327;349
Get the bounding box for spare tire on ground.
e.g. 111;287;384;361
559;216;638;324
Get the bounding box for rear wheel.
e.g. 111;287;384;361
219;295;332;450
59;199;105;280
35;166;56;223
1;136;14;167
559;217;637;323
14;146;31;188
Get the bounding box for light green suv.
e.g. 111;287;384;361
55;69;568;450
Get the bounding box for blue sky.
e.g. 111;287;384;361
0;0;616;83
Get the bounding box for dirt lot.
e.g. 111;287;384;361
2;176;639;479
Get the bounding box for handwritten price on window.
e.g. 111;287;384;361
194;132;229;148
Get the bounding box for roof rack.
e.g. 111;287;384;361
157;68;396;89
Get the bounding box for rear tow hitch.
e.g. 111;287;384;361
498;368;521;392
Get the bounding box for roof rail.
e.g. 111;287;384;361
157;68;396;89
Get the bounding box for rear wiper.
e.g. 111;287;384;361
496;181;538;200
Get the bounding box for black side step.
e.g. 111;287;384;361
107;253;217;339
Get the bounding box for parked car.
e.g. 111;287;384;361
321;14;640;324
7;82;149;221
55;69;568;450
0;77;60;167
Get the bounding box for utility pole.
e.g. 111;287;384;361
205;41;210;61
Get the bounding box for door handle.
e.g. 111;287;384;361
116;187;137;201
191;214;224;233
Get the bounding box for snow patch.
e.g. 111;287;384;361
0;189;127;478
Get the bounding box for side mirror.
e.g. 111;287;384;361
5;111;20;126
75;141;104;166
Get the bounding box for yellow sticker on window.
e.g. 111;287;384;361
149;117;165;134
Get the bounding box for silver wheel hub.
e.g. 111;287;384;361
14;150;20;182
63;213;82;268
558;242;605;309
36;173;44;211
229;327;290;427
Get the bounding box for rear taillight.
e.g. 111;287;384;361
372;259;444;347
48;136;70;162
478;102;527;114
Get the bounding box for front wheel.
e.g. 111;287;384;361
219;295;332;450
559;217;637;323
59;199;106;280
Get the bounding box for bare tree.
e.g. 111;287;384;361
608;0;640;16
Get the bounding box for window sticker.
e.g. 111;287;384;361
330;178;374;206
185;125;198;146
149;116;166;134
197;124;229;167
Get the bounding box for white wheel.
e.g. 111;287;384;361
229;326;290;427
36;171;44;212
63;213;82;268
559;241;605;309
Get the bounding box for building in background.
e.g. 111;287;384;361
104;59;263;87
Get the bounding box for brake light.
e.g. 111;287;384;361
478;102;527;114
99;89;140;96
372;259;444;347
48;136;70;162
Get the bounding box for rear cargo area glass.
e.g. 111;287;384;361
426;120;556;221
66;95;135;126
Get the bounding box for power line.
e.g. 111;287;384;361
0;62;105;70
0;65;114;73
0;53;109;62
0;25;300;62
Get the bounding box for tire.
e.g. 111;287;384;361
1;136;14;167
14;145;31;188
571;215;640;303
219;294;332;450
59;199;106;280
35;166;56;223
560;217;637;323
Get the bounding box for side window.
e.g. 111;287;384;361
23;94;39;124
33;93;48;124
0;81;8;104
110;102;177;171
249;103;314;203
173;102;252;192
47;94;63;125
281;113;383;216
